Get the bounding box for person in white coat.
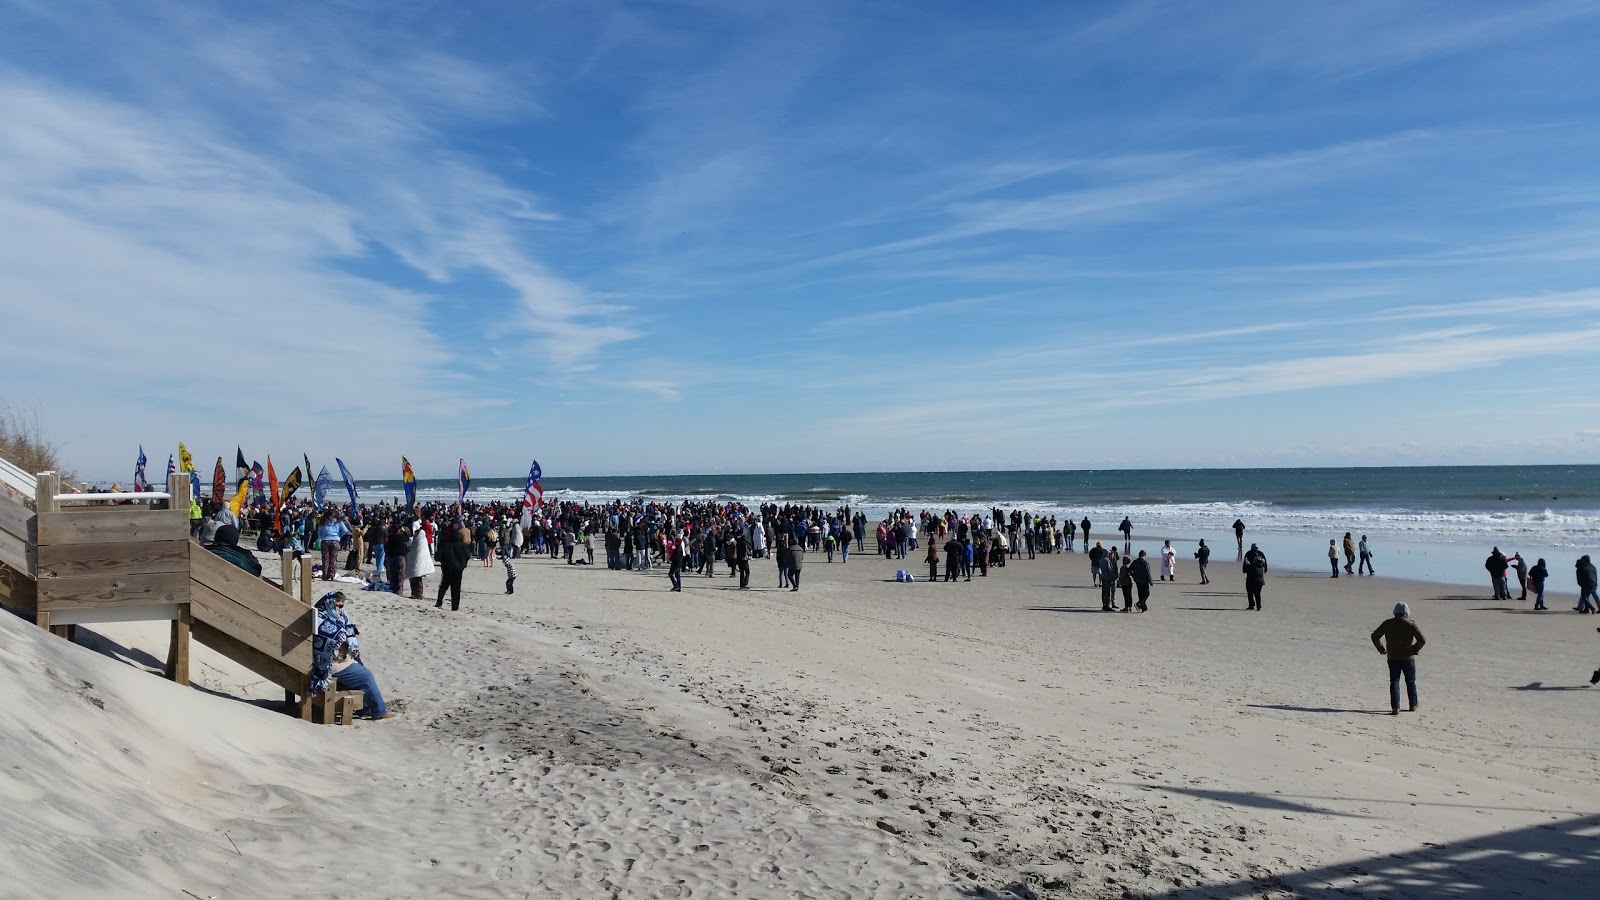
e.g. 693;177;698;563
405;519;436;599
1159;539;1177;582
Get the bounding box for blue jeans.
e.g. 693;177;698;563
1577;586;1598;613
373;545;385;576
1387;658;1417;710
335;662;387;718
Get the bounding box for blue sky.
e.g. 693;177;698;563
3;0;1600;481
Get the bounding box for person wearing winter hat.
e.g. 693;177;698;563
1372;602;1426;715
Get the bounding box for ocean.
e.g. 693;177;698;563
365;466;1600;595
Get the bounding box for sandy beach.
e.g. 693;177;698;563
4;541;1598;899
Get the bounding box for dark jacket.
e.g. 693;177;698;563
1578;556;1597;590
1129;557;1153;588
789;544;805;570
205;542;262;577
1372;615;1426;660
438;535;472;573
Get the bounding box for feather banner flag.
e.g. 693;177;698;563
313;466;332;508
235;448;248;487
336;458;360;521
133;446;149;493
178;442;201;497
458;458;471;504
401;457;417;510
267;456;281;533
228;472;249;516
249;462;265;504
166;454;175;478
523;459;543;509
211;457;227;503
282;466;303;502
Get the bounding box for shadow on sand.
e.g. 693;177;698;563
1247;703;1388;716
954;812;1600;899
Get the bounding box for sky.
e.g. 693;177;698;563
3;0;1600;482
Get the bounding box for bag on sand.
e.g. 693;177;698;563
895;569;914;583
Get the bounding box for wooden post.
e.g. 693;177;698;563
280;549;295;596
299;675;314;721
35;471;60;514
35;608;49;631
166;605;191;685
300;554;313;603
167;472;190;513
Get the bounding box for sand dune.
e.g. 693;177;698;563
4;545;1598;898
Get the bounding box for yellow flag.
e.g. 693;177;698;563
228;475;249;516
178;442;195;474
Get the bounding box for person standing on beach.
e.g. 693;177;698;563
1119;517;1133;549
1358;535;1375;575
1117;556;1134;611
788;537;804;591
384;521;410;594
1088;541;1105;586
1130;550;1153;612
1372;602;1426;714
1097;552;1117;611
1510;552;1528;601
435;526;471;611
1160;539;1176;582
734;531;751;589
1486;548;1511;600
925;539;939;582
1081;516;1093;549
1065;517;1076;551
1194;539;1211;584
943;535;962;583
667;536;684;592
405;519;434;600
775;535;792;588
1342;533;1357;574
1243;545;1267;610
1233;519;1246;552
1529;557;1548;610
1329;540;1341;577
1576;555;1598;614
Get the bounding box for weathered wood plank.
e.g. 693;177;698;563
45;604;180;626
37;539;189;579
0;490;34;544
190;619;307;696
0;563;37;610
36;571;189;611
36;508;190;545
191;542;312;628
0;526;33;576
190;581;312;668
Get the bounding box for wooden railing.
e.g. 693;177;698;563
0;464;341;722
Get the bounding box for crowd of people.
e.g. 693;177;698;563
175;489;1600;716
